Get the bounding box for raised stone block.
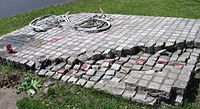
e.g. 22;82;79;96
76;79;87;86
84;81;95;88
86;69;96;76
61;75;70;82
122;90;136;100
111;63;121;71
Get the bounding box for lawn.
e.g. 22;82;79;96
1;0;200;109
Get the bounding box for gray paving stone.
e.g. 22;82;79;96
123;62;133;68
105;70;116;76
67;77;78;84
124;77;138;87
137;80;149;91
173;80;188;95
38;69;47;76
167;73;178;80
86;69;96;76
122;90;136;100
61;75;70;82
92;65;100;70
103;81;118;93
155;71;167;77
128;71;144;79
132;64;143;70
101;62;110;68
148;82;161;90
111;63;121;71
160;84;172;99
111;77;121;83
75;71;86;78
119;67;131;74
67;56;78;65
102;75;113;80
76;79;87;86
90;76;101;82
84;81;95;88
93;80;108;90
45;71;55;77
82;75;90;80
142;65;152;71
152;76;164;83
132;92;147;103
153;64;164;71
52;73;63;80
145;70;155;75
112;82;126;95
141;75;153;81
175;95;183;106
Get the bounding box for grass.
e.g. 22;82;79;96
0;0;200;108
1;0;200;36
16;98;47;109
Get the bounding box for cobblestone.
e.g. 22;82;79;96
1;13;200;106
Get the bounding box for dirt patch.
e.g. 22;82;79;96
0;88;26;109
0;74;21;88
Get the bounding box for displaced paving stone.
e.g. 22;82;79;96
84;81;95;88
132;92;147;103
111;63;121;71
61;75;70;82
93;80;108;90
137;80;149;91
105;70;116;76
122;90;136;100
119;67;131;74
86;69;96;76
45;71;55;77
160;84;172;99
112;82;125;95
38;69;47;76
90;76;101;82
175;95;183;106
102;75;113;80
52;73;62;80
75;71;86;78
76;79;87;86
132;64;143;70
101;62;110;68
67;77;78;84
173;80;188;95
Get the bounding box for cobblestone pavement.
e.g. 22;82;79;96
1;13;200;105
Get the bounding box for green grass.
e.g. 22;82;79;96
1;0;200;36
16;98;47;109
0;64;23;76
1;0;200;108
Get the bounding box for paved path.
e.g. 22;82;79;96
0;88;26;109
0;0;73;18
1;13;200;106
